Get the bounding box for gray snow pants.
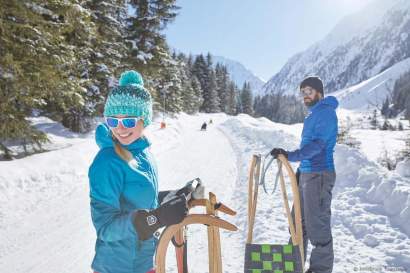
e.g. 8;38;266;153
290;170;336;273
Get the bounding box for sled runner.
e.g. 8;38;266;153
155;191;237;273
245;154;304;273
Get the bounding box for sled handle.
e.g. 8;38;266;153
247;154;261;244
155;214;238;273
246;154;304;270
277;154;304;268
189;198;236;216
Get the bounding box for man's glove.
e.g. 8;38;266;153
133;195;188;240
270;148;288;159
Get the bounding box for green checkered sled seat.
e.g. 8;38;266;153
244;243;302;273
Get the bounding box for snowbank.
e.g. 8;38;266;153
336;144;410;235
396;159;410;178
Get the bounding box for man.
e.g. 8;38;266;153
271;76;338;273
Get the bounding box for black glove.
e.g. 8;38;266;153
270;148;288;159
133;195;188;240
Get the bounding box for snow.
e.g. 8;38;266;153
1;113;410;272
25;3;55;17
396;159;410;178
96;63;109;73
137;52;154;63
335;108;410;171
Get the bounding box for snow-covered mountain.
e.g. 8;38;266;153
212;55;266;95
262;0;410;95
334;57;410;110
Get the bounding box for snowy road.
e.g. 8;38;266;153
0;113;409;273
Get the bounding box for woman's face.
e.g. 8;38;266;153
109;115;145;145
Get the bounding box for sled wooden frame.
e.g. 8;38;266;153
155;192;238;273
247;154;305;271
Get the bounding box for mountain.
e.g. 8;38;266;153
334;57;410;110
262;0;410;96
211;55;266;95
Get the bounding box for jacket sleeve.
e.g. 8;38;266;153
287;111;335;162
89;154;138;242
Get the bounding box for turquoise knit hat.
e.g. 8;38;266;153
103;70;153;127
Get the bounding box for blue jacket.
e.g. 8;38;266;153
287;96;339;173
89;123;159;273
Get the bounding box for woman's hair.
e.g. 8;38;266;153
111;135;134;163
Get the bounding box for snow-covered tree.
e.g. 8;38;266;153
0;0;100;158
126;0;179;75
84;0;129;113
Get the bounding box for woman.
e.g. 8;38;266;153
89;70;188;273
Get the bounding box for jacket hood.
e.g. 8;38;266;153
310;96;339;111
95;123;150;152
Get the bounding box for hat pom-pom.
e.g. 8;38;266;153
119;70;144;87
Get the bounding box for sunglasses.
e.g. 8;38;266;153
300;87;315;97
105;117;142;129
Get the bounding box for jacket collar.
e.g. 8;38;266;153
308;96;339;113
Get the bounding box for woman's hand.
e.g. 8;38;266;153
133;195;189;240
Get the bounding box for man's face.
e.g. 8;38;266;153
300;86;322;107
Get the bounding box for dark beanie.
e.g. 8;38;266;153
300;76;324;95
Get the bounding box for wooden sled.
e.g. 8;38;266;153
245;154;304;273
155;192;238;273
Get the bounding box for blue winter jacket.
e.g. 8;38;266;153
287;96;339;173
89;123;159;273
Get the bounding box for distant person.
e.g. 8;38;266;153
88;70;188;273
201;122;207;131
209;119;213;124
270;76;338;273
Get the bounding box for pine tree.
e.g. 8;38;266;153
0;1;101;158
192;54;208;96
187;76;204;113
226;81;237;115
370;110;379;129
381;119;389;130
398;122;404;131
126;0;179;76
392;71;410;121
57;3;100;133
215;64;229;112
192;54;219;112
203;69;220;113
175;54;202;114
381;97;390;117
153;58;183;113
253;93;305;124
240;82;254;115
84;0;129;115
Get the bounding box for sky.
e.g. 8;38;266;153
164;0;375;81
